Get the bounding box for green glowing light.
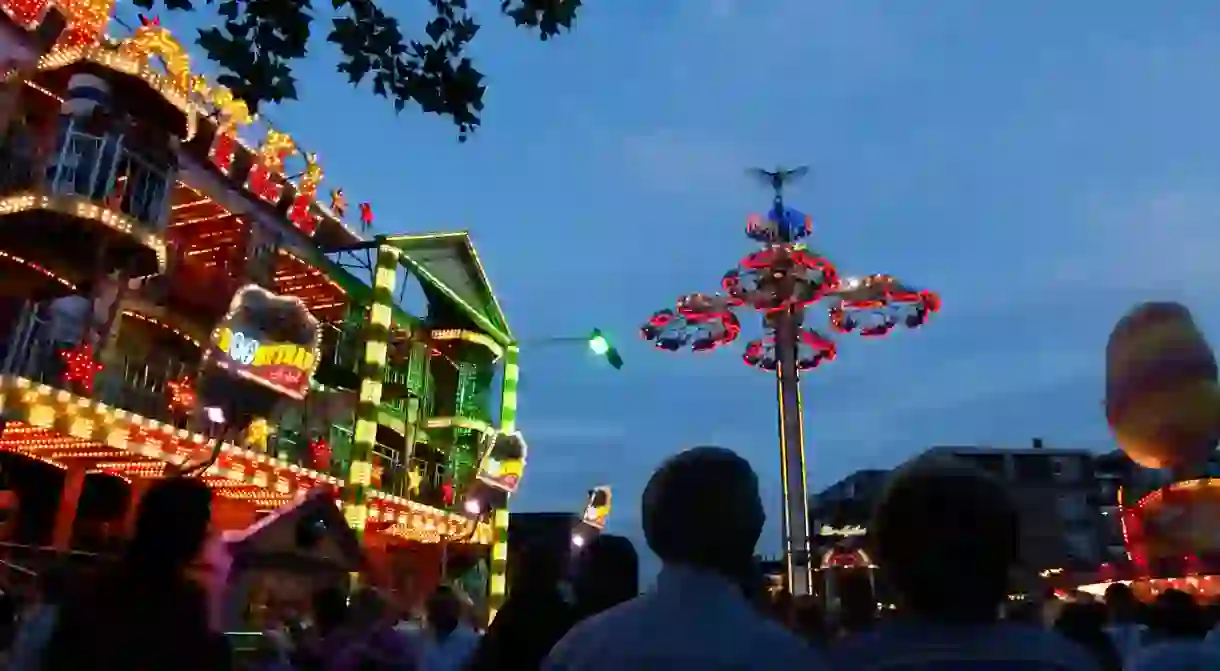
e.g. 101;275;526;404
588;329;622;369
588;333;610;355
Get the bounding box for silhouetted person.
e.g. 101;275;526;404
544;446;827;669
329;588;416;671
8;561;71;671
1147;589;1207;641
830;457;1099;670
792;596;830;647
468;542;574;670
1055;602;1122;671
416;586;478;671
292;585;350;669
1103;581;1146;664
42;476;231;670
1127;589;1220;671
572;534;639;622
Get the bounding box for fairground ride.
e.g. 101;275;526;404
639;168;940;596
0;2;526;619
1048;302;1220;602
1049;478;1220;602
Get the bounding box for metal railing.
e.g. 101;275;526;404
0;117;175;233
1;301;194;425
319;325;434;400
0;542;111;595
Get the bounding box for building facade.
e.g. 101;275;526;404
812;441;1108;582
922;442;1104;574
0;5;523;615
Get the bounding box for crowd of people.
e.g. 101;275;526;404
0;446;1218;669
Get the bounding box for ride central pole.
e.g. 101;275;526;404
765;174;814;598
774;305;813;596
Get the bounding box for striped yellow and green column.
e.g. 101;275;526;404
488;344;519;622
344;244;400;535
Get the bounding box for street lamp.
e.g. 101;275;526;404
586;329;623;370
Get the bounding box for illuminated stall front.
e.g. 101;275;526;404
1057;478;1220;601
0;2;522;618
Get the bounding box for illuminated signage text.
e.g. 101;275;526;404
818;524;867;537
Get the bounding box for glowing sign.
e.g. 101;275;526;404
223;330;259;364
204;285;321;400
818;524;867;537
217;328;316;370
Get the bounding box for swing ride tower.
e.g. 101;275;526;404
640;168;942;596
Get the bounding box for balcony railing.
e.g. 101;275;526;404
1;301;194;425
264;428;452;508
0;118;174;234
376;457;450;508
318;325;433;402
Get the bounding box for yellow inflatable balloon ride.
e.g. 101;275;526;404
1106;301;1220;472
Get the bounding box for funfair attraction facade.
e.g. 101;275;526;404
0;0;525;618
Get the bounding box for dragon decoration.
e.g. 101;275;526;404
640;171;941;373
105;15;376;238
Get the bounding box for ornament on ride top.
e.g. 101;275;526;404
287;152;322;236
329;188;347;218
358;202;373;231
246;129;297;204
61;342;103;393
1106;301;1220;470
167;375;197;415
309;437;331;471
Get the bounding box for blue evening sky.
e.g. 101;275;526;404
142;1;1220;569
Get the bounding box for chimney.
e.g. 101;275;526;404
1032;437;1045;450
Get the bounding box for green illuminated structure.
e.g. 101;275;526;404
321;231;518;618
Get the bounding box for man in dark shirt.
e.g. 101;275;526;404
830;457;1100;671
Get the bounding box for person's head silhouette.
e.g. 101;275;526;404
574;533;639;616
1104;581;1140;622
126;476;213;572
642;446;764;581
425;586;461;638
872;457;1018;623
511;540;565;594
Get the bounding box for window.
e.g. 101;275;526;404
1058;493;1089;521
1014;455;1054;482
1052;457;1082;483
1065;531;1097;562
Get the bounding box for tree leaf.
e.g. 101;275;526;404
133;0;585;140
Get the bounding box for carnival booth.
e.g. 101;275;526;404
219;487;362;631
